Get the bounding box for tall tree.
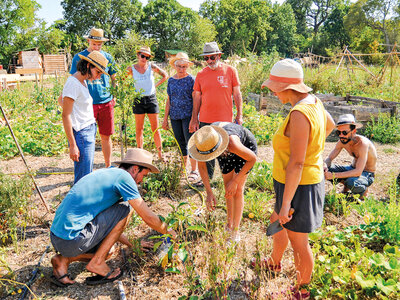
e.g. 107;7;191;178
61;0;142;40
0;0;39;65
200;0;275;56
140;0;216;59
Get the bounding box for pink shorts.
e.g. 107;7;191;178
93;99;115;136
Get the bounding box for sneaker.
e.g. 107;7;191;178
289;286;310;300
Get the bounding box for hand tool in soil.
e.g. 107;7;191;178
266;208;295;236
19;245;50;300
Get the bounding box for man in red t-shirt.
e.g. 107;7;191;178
189;42;243;178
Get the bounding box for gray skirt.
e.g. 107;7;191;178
273;179;324;233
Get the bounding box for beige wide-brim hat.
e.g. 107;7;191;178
262;59;312;93
199;42;223;56
78;51;109;76
169;52;194;68
113;148;160;173
83;28;109;42
136;46;154;58
336;114;363;129
188;125;229;162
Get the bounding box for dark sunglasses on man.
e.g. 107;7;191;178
140;54;150;60
203;55;217;61
336;129;352;136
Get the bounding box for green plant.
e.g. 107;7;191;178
242;103;283;145
364;113;400;144
0;173;33;244
247;161;274;192
243;189;274;223
141;157;183;202
324;186;353;217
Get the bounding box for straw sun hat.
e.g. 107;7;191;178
188;126;229;162
262;58;312;94
78;51;109;75
83;28;109;42
169;52;193;68
136;46;154;58
336;114;363;129
113;148;160;173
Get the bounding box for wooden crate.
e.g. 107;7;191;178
43;54;67;74
18;50;42;69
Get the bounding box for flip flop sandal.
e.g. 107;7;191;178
85;269;123;285
49;273;74;288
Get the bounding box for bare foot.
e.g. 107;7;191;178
86;260;120;278
51;254;75;284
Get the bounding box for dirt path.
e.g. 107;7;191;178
1;141;399;299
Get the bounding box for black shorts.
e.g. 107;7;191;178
217;137;257;174
50;201;131;257
273;179;324;233
132;94;159;114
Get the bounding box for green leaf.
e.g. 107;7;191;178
186;225;208;232
376;276;396;296
165;267;181;274
355;271;375;289
153;241;163;252
178;248;188;263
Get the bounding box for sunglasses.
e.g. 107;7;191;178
336;129;352;136
203;55;217;61
140;54;150;60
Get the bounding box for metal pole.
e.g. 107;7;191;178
0;102;50;212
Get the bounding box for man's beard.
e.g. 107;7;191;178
208;61;220;70
340;138;351;144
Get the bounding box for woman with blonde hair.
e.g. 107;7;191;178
162;52;200;182
255;59;335;299
127;46;168;160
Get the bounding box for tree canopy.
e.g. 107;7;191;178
2;0;400;68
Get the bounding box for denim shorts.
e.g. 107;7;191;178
73;122;96;184
50;201;131;257
132;94;159;114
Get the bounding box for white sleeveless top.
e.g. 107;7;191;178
131;64;156;96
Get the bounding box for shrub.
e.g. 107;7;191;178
0;173;33;244
364;113;400;144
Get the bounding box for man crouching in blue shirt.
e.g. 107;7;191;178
49;148;176;286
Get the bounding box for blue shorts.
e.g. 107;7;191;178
50;201;131;257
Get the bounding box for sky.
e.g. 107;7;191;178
36;0;285;26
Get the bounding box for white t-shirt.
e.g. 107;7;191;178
62;76;96;131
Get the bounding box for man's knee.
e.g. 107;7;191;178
345;177;366;195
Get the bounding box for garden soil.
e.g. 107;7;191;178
0;141;399;299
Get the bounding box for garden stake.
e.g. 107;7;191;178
19;245;50;300
0;102;50;213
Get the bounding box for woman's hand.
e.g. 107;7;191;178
278;204;292;225
69;144;80;162
162;118;169;130
206;193;217;211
